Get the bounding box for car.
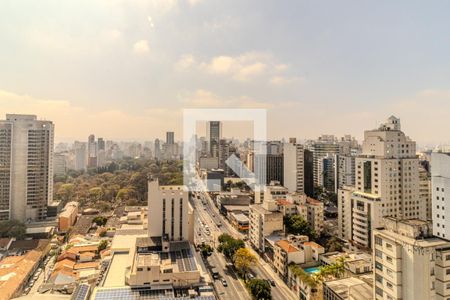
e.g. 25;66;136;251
268;279;276;287
247;273;255;280
221;278;228;287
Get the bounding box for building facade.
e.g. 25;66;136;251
0;114;54;222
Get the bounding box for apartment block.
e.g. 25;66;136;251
338;116;423;249
431;151;450;239
0;114;54;222
373;217;450;300
249;199;283;252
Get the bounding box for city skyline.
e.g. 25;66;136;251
1;1;450;144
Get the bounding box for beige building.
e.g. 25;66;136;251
338;116;423;249
147;180;194;243
431;151;450;239
249;199;283;252
273;235;325;280
58;201;79;232
0;114;54;222
373;217;450;300
125;238;201;288
283;142;305;193
254;181;289;204
286;193;325;235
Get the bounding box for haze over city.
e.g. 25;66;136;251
1;1;450;144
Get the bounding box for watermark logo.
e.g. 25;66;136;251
183;108;267;192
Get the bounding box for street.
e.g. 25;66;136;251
192;183;297;300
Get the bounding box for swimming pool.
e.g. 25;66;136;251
303;267;320;274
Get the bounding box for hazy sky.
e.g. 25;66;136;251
0;0;449;145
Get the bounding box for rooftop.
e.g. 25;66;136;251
324;277;373;300
276;240;299;253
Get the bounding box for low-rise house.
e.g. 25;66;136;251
323;276;373;300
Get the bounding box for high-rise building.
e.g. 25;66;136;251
166;131;174;145
337;155;356;190
254;153;284;185
310;140;340;188
283;142;304;193
154;138;161;160
338;116;423;249
431;151;450;239
73;141;87;171
0;114;54;222
53;153;67;176
147;179;194;242
206;121;222;157
373;217;450;300
218;139;231;176
97;137;105;151
87;134;97;168
317;154;337;193
304;149;314;197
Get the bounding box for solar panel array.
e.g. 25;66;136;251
71;284;90;300
93;287;216;300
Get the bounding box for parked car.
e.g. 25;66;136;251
221;278;228;287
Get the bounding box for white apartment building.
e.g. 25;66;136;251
337;154;356;190
0;114;54;222
373;217;450;300
338;116;422;249
147;180;194;242
286;193;324;235
283;142;304;193
254;181;289;204
431;151;450;239
249;199;284;252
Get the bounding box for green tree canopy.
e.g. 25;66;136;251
247;279;272;300
284;215;316;239
0;220;26;239
217;234;245;260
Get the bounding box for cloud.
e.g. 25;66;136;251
177;52;299;83
0;89;179;140
175;54;196;70
132;40;150;54
187;0;203;6
179;89;274;108
270;75;303;86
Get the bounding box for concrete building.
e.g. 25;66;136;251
87;134;97;168
373;217;450;300
338;116;423;249
58;201;79;232
323;277;373;300
53;153;67;176
337;155;356;190
147;180;194;243
254;153;284;185
431;151;450;239
0;114;54;222
337;186;354;241
125;238;201;288
310;140;340;188
283;142;305;194
166;131;174;145
249;200;283;252
419;165;432;221
318;154;338;193
254;180;289;204
73;141;87;171
206;121;221;158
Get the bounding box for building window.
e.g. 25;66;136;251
375;236;383;246
179;198;183;240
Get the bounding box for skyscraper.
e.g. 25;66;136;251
87;134;97;168
338;116;423;248
206;121;221;157
283;141;304;193
166;131;174;145
0;114;54;222
154;138;161;160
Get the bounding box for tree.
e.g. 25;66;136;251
325;236;343;252
233;248;257;278
98;240;108;252
247;279;271;300
200;243;213;257
93;216;108;226
0;220;26;239
284;215;316;239
217;234;245;260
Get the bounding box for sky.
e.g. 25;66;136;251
0;0;449;146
